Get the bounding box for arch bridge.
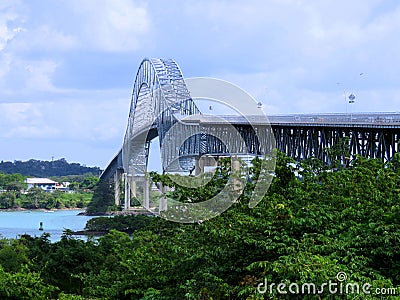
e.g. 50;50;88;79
101;58;400;211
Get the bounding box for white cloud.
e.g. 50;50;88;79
0;90;130;141
2;0;151;58
24;60;60;91
0;102;35;124
57;95;129;141
176;0;399;69
0;1;23;84
0;57;61;94
0;102;57;138
68;0;151;52
0;26;22;52
6;125;59;139
0;52;12;82
19;25;77;51
0;1;23;52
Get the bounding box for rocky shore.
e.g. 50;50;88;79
78;209;154;217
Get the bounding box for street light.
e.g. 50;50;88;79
337;72;363;117
348;93;355;122
348;93;356;103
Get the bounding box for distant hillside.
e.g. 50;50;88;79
0;158;102;177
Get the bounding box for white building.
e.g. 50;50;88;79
26;178;58;192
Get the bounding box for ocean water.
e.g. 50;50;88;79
0;210;95;242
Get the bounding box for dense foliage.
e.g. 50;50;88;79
85;214;153;234
0;189;92;210
0;172;95;210
0;152;399;299
86;179;116;214
0;158;101;177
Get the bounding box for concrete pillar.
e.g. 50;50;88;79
159;183;167;212
195;156;204;176
232;157;241;192
195;155;218;175
114;169;123;206
195;155;218;176
124;174;131;210
130;179;137;198
143;176;150;210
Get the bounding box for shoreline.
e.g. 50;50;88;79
0;207;86;212
80;209;154;217
1;207;155;217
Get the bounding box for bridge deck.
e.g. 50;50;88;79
182;112;400;128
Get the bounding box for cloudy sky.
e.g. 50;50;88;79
1;0;400;168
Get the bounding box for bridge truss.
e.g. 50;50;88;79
274;125;399;164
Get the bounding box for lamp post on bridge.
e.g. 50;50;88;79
337;73;363;122
348;93;355;123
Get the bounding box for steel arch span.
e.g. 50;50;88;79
101;58;276;221
122;58;201;177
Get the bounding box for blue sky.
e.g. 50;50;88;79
1;0;400;168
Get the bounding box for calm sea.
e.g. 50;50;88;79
0;210;95;242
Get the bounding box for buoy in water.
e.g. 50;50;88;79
39;222;43;231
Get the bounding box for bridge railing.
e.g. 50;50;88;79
267;113;400;126
188;113;400;127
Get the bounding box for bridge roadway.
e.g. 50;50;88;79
183;112;400;128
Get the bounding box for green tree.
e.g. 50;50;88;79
0;192;16;209
0;265;57;299
324;136;351;169
0;238;29;272
25;188;44;208
388;152;400;173
80;176;99;190
86;179;115;214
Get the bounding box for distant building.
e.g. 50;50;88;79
56;182;72;192
26;178;58;192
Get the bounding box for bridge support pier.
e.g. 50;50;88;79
232;157;242;193
143;176;150;210
123;173;131;210
158;183;167;212
114;169;123;206
195;155;218;175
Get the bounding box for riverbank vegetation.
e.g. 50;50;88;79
0;152;399;299
0;172;98;210
0;189;92;210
